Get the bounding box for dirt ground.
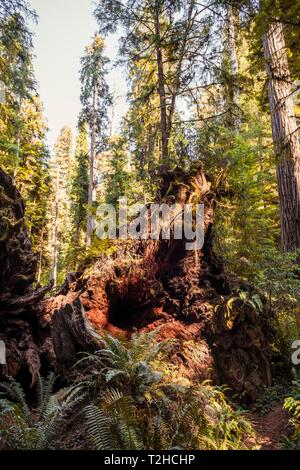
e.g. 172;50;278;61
247;402;290;450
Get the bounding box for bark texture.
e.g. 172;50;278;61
48;166;272;400
263;21;300;252
86;87;97;247
153;2;169;162
0;167;53;386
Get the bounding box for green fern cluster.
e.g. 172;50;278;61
0;373;84;449
283;369;300;449
84;382;257;450
74;330;257;450
0;330;258;450
74;329;172;401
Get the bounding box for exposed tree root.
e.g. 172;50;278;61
47;166;272;400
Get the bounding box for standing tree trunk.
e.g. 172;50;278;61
12;96;23;184
226;2;240;129
153;3;168;163
263;21;300;252
227;3;239;89
37;227;45;284
13;126;21;183
168;0;195;136
87;88;96;247
52;177;59;286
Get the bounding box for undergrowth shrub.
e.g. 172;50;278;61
283;369;300;449
0;373;83;449
74;329;258;450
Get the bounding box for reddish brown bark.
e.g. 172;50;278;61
263;22;300;252
153;2;169;162
48;166;272;400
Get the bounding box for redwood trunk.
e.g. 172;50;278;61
227;2;240;129
52;177;59;286
153;3;168;162
86;87;96;247
263;21;300;252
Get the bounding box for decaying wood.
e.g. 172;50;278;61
0;167;54;386
0;164;272;399
51;299;102;374
5;284;53;311
48;165;272;400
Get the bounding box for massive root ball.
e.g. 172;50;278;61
48;166;272;400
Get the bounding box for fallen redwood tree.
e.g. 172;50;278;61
47;165;272;400
0;167;53;387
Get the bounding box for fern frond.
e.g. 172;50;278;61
37;371;56;420
85;404;113;449
0;377;31;425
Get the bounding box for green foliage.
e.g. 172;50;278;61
73;238;117;273
283;369;300;449
215;289;263;330
202;107;278;282
251;382;287;415
253;0;300;80
49;126;74;283
14;98;51;247
0;373;83;449
85;385;256;450
70;121;89;248
75;329;257;450
80;35;111;152
0;4;51;272
2;0;300;451
75;329;170;400
103;135;143;207
85;390;143;450
253;249;300;359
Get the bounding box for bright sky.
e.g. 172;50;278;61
28;0;128;150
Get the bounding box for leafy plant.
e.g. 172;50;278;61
85;389;143;450
251;383;286;415
215;289;263;329
77;330;257;450
283;369;300;449
0;373;84;449
84;382;257;450
75;329;172;402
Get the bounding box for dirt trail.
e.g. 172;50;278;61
248;402;290;450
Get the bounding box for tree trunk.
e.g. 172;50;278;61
12;96;22;184
153;3;168;162
86;88;96;247
37;228;45;284
52;176;59;286
263;21;300;252
168;0;195;136
73;220;80;245
12;126;21;183
226;2;240;129
227;3;239;84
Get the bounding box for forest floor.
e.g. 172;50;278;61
60;401;290;450
247;401;290;450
